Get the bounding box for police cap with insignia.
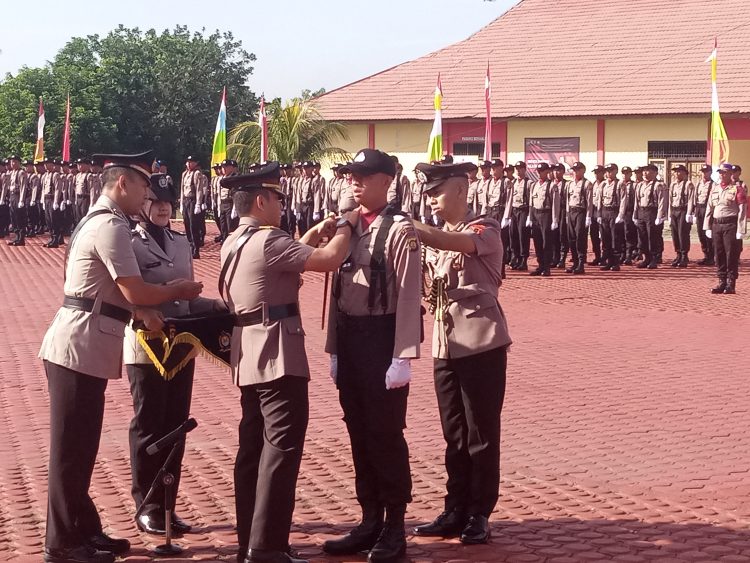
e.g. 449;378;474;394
718;163;733;174
700;164;712;172
621;166;633;173
23;159;34;166
76;157;88;165
552;163;566;171
186;155;198;163
69;162;78;169
339;149;397;177
148;173;178;203
732;164;742;172
592;164;606;173
605;163;619;171
514;161;526;169
536;162;550;172
220;161;283;196
92;150;154;181
479;160;492;168
671;164;688;173
7;155;20;162
571;161;586;170
490;159;504;168
302;161;314;168
643;163;658;172
414;161;477;193
221;159;238;167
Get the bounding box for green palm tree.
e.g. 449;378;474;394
228;99;349;165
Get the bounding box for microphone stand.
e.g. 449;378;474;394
135;437;186;556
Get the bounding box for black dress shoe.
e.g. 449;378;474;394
136;512;167;535
414;509;467;537
44;545;115;563
85;532;130;555
460;515;491;545
171;512;192;534
244;548;308;563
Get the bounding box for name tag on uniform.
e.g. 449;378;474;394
144;261;161;269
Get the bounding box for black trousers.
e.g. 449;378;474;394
530;208;553;270
567;208;588;263
0;203;9;235
219;200;237;241
624;216;638;256
636;208;659;259
500;222;510;265
52;208;66;242
337;313;412;507
589;220;601;258
181;197;201;251
695;205;713;259
196;211;206;244
600;210;624;265
127;362;194;516
29;203;41;232
9;195;27;240
713;218;742;281
44;361;107;550
510;207;531;260
433;347;507;517
235;376;308;552
670;207;691;254
75;195;90;225
297;205;312;237
552;207;568;264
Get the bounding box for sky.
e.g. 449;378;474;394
0;0;520;100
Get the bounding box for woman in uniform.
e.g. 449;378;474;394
124;173;225;536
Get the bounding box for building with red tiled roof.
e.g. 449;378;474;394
317;0;750;179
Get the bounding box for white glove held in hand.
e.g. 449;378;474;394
231;206;238;219
705;229;712;239
53;203;59;211
18;201;24;208
597;217;602;224
385;358;411;390
330;354;338;384
585;217;592;227
615;216;623;224
737;232;743;240
525;217;532;228
201;203;207;211
551;221;558;230
501;218;511;229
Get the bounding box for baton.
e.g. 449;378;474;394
321;271;329;330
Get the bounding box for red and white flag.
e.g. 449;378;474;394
34;98;45;163
259;95;268;162
484;62;492;162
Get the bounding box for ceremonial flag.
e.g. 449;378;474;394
259;95;268;162
427;74;443;162
34;97;45;163
705;39;729;169
484;63;492;162
211;87;227;174
62;94;71;162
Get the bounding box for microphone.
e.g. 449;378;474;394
146;418;198;456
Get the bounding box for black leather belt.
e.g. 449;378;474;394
713;216;738;224
62;296;132;324
235;303;299;327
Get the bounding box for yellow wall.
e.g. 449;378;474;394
507;119;598;169
604;117;707;167
728;140;750;175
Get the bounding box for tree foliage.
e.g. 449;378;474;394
228;99;349;166
0;26;258;173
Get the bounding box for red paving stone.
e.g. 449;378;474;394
0;223;749;563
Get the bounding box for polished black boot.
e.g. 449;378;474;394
573;258;585;275
460;515;491;545
725;279;737;295
556;252;568;269
368;504;406;563
670;254;681;267
588;254;601;266
636;254;650;268
647;255;658;269
517;257;528;271
600;255;612;271
44;545;115;563
711;278;727;294
678;253;688;268
414;509;467;537
610;255;621;272
529;266;543;276
323;503;384;555
244;548;308;563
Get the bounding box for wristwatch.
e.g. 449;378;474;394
336;217;354;231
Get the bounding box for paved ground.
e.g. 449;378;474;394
1;224;749;563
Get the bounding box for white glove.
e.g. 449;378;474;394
66;200;71;205
738;232;744;240
53;203;59;211
330;354;338;384
585;217;592;227
597;217;602;224
665;216;670;226
18;201;24;208
705;229;712;239
655;217;664;226
431;214;439;225
615;216;623;224
551;221;558;230
295;211;302;220
231;206;238;219
194;204;201;214
385;358;411;390
420;216;427;223
525;217;532;228
313;211;322;221
41;201;45;211
501;218;511;229
216;205;221;218
60;202;66;211
201;203;207;211
686;215;694;224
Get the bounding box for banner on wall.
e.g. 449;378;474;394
525;137;580;179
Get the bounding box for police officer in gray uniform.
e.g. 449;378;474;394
38;151;203;563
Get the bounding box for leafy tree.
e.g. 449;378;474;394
227;98;349;166
299;87;326;100
0;26;257;173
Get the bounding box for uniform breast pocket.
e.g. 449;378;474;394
724;191;737;202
